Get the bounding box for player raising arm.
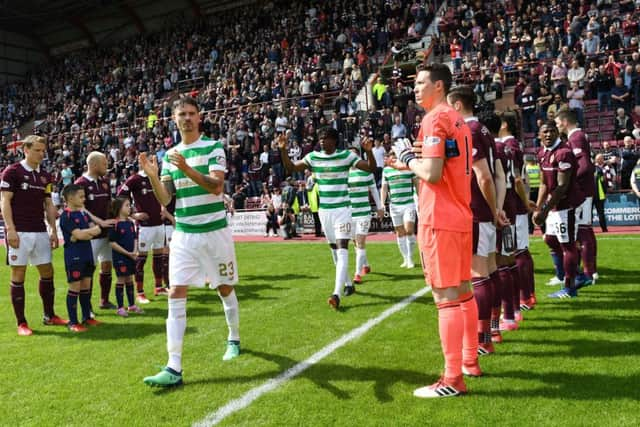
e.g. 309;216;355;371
279;128;376;309
140;97;242;388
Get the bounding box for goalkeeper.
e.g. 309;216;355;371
390;63;476;398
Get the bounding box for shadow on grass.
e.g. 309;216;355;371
483;370;638;400
186;348;429;402
33;322;181;340
369;271;425;281
503;337;639;358
241;274;320;282
185;284;285;303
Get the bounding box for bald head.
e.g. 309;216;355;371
86;152;107;177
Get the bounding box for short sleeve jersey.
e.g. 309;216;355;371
117;173;163;226
382;166;415;207
348;169;375;218
494;137;517;220
417;103;472;232
504;136;528;215
538;140;585;210
59;208;94;262
566;128;596;198
75;174;111;239
160;136;227;233
0;161;52;232
303;149;360;210
467;117;496;222
109;220;136;253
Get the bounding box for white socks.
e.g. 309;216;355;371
406;235;415;264
355;247;367;275
220;290;240;342
331;248;338;265
397;236;408;263
166;297;187;372
334;248;349;296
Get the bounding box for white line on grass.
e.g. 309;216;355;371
193;286;432;427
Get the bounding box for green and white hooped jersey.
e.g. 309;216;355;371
348;169;375;218
161;136;227;233
304;149;360;210
382;167;415;206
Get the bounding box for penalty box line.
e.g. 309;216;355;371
193;286;432;427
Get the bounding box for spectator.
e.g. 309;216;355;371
265;204;279;237
594;154;609;232
620;137;639;190
615;108;634;141
611;77;631;113
595;65;614;112
567;82;585;127
232;184;247;210
546;93;568;120
390;115;407;140
582;31;600;57
518;84;538;133
601;141;619;163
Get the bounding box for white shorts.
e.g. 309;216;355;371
545;208;577;244
352;216;371;237
137;225;166;252
473;222;496;257
515;214;529;250
319;207;352;243
91;237;113;264
575;197;593;226
390;203;416;227
164;224;174;245
7;232;52;266
169;227;238;288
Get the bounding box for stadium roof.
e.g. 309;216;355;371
0;0;249;57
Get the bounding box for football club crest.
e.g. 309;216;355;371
11;255;18;261
40;176;47;184
102;182;109;191
72;271;81;279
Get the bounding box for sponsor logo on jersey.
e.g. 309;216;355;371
424;136;441;146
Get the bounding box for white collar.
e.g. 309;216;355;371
82;173;98;182
567;127;581;138
138;170;148;177
464;116;478;123
544;138;562;152
20;160;40;173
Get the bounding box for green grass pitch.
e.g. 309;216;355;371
0;236;639;426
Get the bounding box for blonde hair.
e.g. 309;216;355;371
86;151;106;166
22;135;46;149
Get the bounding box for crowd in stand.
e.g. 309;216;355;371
0;0;437;206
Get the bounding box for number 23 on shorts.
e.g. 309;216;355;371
218;262;235;279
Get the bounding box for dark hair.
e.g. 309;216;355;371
478;111;502;135
62;184;84;202
172;96;200;112
417;63;452;94
556;109;578;125
540;120;559;133
111;197;130;218
317;126;339;142
447;85;475;111
498;110;521;140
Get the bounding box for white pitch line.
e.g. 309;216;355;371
193;286;432;427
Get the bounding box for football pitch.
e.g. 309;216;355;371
1;236;639;426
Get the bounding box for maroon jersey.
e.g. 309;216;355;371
467;118;496;222
504;136;528;215
566;128;596;199
75;174;111;238
117;173;163;227
538;140;585;210
494;138;517;221
0;161;52;232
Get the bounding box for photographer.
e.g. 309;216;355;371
278;202;298;240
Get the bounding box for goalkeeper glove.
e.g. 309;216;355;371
392;138;416;166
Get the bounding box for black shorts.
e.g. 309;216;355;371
65;259;96;283
113;256;135;277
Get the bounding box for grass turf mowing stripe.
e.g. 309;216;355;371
193;286;432;427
